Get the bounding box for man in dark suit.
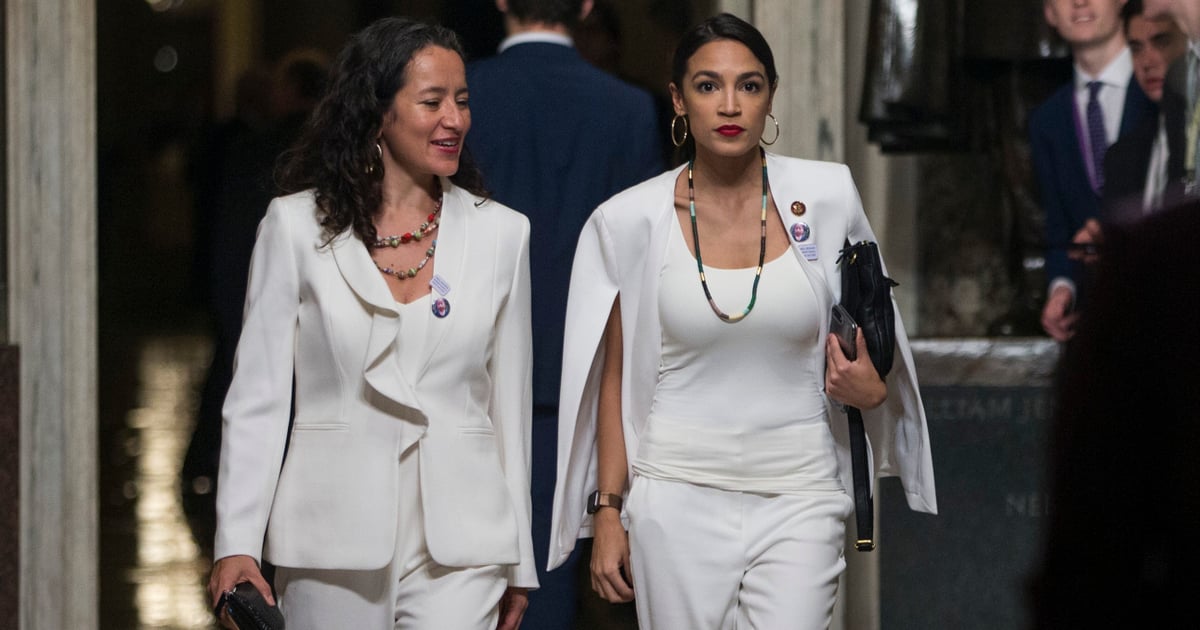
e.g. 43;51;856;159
465;2;662;627
1030;0;1155;341
1142;0;1200;197
1101;0;1186;222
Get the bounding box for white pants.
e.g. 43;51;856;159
627;476;853;630
273;445;507;629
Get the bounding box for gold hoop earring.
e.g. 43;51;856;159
367;140;383;175
671;114;689;148
761;114;780;145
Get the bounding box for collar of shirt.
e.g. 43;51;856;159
1073;46;1132;91
498;31;574;54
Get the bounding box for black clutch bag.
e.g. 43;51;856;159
837;240;898;379
215;582;285;630
836;240;899;552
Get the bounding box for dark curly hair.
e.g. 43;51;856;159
277;17;487;245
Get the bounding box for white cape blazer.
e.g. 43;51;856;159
548;153;937;570
214;180;538;588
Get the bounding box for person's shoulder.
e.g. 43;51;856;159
465;52;523;91
450;183;530;232
1029;82;1073;127
266;189;319;220
258;190;324;239
601;167;677;203
575;63;656;110
593;167;679;220
466;52;506;76
766;153;851;179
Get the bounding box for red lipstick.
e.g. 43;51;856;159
717;125;744;137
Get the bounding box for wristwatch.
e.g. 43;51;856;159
586;490;624;514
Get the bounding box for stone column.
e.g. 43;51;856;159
6;0;98;628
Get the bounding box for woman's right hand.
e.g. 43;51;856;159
208;554;275;626
589;509;635;603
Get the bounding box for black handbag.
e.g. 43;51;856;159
214;582;285;630
837;240;898;379
836;240;899;552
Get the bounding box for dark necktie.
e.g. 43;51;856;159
1086;80;1106;191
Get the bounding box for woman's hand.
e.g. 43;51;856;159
208;554;274;628
496;586;529;630
589;509;635;603
825;328;887;410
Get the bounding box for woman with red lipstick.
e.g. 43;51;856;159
549;13;936;629
207;18;536;630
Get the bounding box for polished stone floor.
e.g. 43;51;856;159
100;325;219;630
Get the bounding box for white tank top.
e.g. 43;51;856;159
634;223;842;494
396;294;431;384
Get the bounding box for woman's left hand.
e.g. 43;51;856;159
496;586;529;630
825;328;887;410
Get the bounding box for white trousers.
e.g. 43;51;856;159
627;476;853;630
273;445;507;630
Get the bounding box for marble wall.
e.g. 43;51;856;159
881;339;1060;628
8;0;98;628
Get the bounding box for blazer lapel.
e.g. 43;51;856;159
766;152;834;307
415;177;468;378
331;228;422;414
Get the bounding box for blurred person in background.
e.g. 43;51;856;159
465;1;661;626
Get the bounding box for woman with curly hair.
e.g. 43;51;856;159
207;17;536;630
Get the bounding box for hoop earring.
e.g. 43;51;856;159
761;114;780;145
671;114;689;148
367;140;383;175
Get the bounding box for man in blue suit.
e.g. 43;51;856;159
466;2;662;627
1030;0;1154;341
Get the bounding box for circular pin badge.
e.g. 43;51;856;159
790;201;806;216
431;297;451;318
790;222;811;242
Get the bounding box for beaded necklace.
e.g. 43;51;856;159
687;147;768;323
372;181;442;279
372;193;442;248
374;240;437;280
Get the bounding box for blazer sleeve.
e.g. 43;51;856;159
1028;107;1073;288
488;216;539;589
548;207;624;571
842;165;938;514
214;199;301;562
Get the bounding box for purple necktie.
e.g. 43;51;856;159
1087;80;1106;191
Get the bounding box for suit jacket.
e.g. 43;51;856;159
1028;76;1154;287
547;154;938;570
1161;56;1190;203
466;42;662;408
213;182;538;588
1101;113;1158;222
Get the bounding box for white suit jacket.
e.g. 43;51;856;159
548;153;937;570
214;180;538;588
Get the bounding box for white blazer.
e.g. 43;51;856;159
214;180;538;588
548;153;937;570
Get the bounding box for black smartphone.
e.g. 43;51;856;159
831;304;857;361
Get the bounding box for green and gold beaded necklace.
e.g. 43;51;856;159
687;147;768;323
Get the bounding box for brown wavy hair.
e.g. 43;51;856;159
277;17;487;245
